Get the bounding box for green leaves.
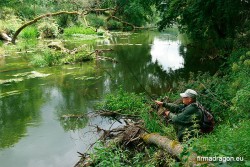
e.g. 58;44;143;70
157;0;250;43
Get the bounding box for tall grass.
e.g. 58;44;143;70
96;88;166;134
30;49;61;67
19;26;39;39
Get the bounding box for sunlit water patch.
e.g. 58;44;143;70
150;37;184;72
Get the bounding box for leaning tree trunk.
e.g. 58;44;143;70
11;11;80;44
142;133;206;166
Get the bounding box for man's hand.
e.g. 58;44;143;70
155;100;163;106
164;110;170;117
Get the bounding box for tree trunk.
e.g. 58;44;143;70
0;32;12;42
142;133;206;166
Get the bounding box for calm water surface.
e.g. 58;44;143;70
0;31;218;167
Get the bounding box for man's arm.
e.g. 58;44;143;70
166;105;198;124
155;101;180;113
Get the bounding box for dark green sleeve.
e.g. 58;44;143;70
168;104;200;124
162;103;180;113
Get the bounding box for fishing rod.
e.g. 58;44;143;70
125;61;156;101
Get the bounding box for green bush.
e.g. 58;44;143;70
231;86;250;119
38;19;59;38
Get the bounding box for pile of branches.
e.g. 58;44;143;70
74;119;147;167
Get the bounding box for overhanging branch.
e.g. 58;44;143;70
11;11;80;44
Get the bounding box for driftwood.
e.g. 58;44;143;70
97;109;139;117
74;122;145;167
0;32;12;42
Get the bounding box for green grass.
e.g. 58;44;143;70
63;26;96;36
96;87;172;135
90;141;158;167
97;88;147;116
19;26;39;39
190;120;250;166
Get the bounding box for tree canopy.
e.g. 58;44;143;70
156;0;250;41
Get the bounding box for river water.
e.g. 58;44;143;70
0;31;218;167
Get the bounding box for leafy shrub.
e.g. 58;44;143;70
38;19;59;38
231;86;250;118
229;50;250;120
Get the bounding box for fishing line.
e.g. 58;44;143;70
99;59;155;100
124;61;155;100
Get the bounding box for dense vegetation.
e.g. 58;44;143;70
1;0;249;166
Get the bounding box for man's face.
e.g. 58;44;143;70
182;97;192;105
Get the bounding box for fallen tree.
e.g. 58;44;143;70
74;117;209;167
10;8;114;44
142;133;206;166
10;6;152;44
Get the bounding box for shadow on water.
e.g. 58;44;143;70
0;30;222;167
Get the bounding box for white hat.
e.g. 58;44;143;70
180;89;198;98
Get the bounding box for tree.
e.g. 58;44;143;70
156;0;250;42
101;0;156;27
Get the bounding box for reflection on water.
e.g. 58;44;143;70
0;31;220;167
151;37;184;71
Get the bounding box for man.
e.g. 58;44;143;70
155;89;202;142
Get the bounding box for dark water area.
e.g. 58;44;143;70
0;31;220;167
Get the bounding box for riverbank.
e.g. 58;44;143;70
75;49;250;166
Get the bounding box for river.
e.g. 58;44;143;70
0;31;218;167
